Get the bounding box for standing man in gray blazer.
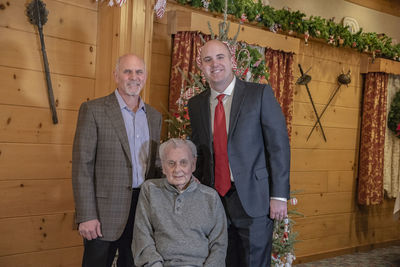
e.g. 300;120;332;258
72;53;162;267
188;40;290;267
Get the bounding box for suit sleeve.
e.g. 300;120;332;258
260;85;290;199
71;102;98;223
133;183;164;267
188;99;205;183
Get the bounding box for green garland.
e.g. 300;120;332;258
176;0;400;61
388;91;400;138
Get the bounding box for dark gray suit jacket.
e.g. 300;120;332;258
72;92;162;241
188;79;290;218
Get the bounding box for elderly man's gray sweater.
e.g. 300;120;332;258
133;178;227;267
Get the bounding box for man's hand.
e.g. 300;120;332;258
269;199;287;220
78;219;102;240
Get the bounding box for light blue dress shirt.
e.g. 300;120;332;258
115;90;150;188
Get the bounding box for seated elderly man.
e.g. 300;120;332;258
132;138;227;267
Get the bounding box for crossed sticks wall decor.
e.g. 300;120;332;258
297;64;352;142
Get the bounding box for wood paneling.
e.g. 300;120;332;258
56;0;98;11
0;179;74;219
0;0;94;264
0;66;94;110
293;81;361;108
150;54;172;86
0;0;97;44
293;102;360;129
0;144;72;180
291;170;355;194
291;126;359;149
0;27;96;78
0;212;81;257
0;105;77;144
167;9;300;54
0;246;83;267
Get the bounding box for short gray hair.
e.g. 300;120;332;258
114;54;146;72
159;138;197;161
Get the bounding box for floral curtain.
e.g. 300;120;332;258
358;72;389;205
169;31;210;113
265;49;295;140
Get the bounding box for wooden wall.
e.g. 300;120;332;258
292;40;400;261
0;0;97;265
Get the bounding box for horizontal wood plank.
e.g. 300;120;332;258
167;10;300;54
0;143;72;180
293;80;362;108
0;212;81;257
0;104;77;144
291;125;359;149
0;66;94;110
0;27;96;78
299;40;362;66
0;246;83;267
0;0;97;44
291;149;356;172
292;102;360;129
0;179;75;219
294;192;355;216
295;225;400;257
55;0;98;11
291;170;355;194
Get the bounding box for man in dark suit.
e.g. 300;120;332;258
72;54;162;267
188;40;290;267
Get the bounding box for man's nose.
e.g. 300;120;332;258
129;72;138;80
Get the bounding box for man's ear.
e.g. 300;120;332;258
191;157;197;173
113;70;118;83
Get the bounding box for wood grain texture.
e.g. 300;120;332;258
0;66;94;110
0;0;97;44
0;212;81;257
0;143;72;180
0;104;77;144
0;179;75;219
0;246;83;267
0;27;96;78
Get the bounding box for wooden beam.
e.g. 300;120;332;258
345;0;400;18
167;10;300;54
360;56;400;75
95;0;155;99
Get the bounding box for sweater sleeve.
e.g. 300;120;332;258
203;193;228;267
133;183;164;267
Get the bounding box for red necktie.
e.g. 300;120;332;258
213;94;231;196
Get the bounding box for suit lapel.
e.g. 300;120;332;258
200;89;212;142
145;104;155;175
104;93;132;164
228;79;246;139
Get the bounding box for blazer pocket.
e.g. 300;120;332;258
255;167;269;180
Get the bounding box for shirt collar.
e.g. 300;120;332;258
115;89;146;112
163;176;197;194
210;76;236;100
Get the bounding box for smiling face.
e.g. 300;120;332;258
114;54;147;98
200;40;234;93
162;145;196;191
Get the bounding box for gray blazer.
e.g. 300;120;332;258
72;92;162;241
188;79;290;218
